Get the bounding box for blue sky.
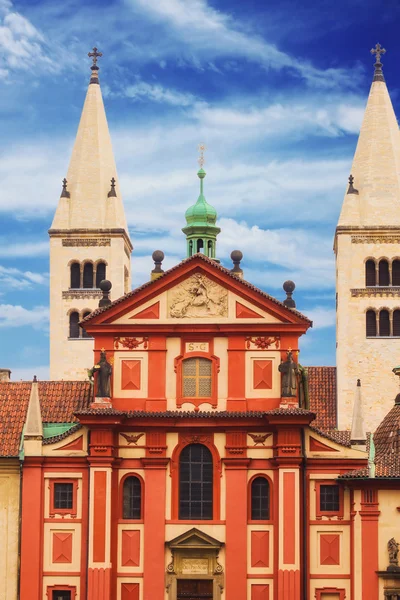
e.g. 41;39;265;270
0;0;399;380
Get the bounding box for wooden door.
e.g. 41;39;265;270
177;579;213;599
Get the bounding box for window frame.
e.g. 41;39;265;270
315;481;344;518
171;435;221;521
178;443;213;521
120;473;144;522
248;474;273;523
314;588;345;600
49;479;78;518
46;585;76;600
175;344;219;409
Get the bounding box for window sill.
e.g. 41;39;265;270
366;336;400;339
68;337;94;341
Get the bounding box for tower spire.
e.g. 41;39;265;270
337;44;400;228
182;145;220;261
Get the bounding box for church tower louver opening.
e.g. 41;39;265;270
336;44;400;432
48;49;132;380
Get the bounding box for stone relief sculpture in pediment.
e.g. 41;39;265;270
168;273;228;318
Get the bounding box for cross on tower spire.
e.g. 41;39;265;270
198;143;206;170
88;47;102;84
370;43;386;82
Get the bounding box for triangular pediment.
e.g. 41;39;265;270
83;255;310;328
167;527;223;550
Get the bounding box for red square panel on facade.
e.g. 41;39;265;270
121;530;140;567
253;360;273;390
251;584;269;600
52;532;73;563
320;534;340;566
122;360;141;391
251;530;270;567
121;583;139;600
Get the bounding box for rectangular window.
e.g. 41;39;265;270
182;358;212;398
54;483;73;510
52;592;71;600
320;484;340;512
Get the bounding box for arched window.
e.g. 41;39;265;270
251;477;270;520
123;476;142;519
179;444;212;520
70;262;80;289
379;309;390;336
365;260;376;287
182;358;212;398
81;311;91;338
379;259;390;286
95;262;106;288
69;312;80;338
83;263;94;288
394;310;400;336
197;239;204;253
189;240;193;257
393;260;400;286
207;240;213;257
366;310;377;337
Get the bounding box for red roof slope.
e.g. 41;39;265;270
307;366;337;430
0;381;92;457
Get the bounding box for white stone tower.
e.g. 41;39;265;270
49;49;132;380
336;44;400;432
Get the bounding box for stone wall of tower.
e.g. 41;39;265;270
49;233;131;380
336;232;400;432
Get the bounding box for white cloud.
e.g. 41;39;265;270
123;80;201;107
0;303;49;328
303;306;336;329
0;241;48;257
0;266;48;289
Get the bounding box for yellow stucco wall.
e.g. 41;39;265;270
0;461;20;600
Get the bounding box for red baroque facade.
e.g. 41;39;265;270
17;255;371;600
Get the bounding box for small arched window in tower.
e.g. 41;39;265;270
207;240;213;258
366;310;377;337
189;240;193;257
365;260;376;287
81;311;92;338
379;309;390;337
70;262;80;289
393;260;400;286
251;477;270;520
182;358;212;398
69;312;80;338
179;444;213;520
197;239;204;253
83;263;94;288
122;476;142;519
95;262;106;288
393;310;400;337
379;259;390;286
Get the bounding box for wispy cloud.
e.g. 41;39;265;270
123;80;201;107
0;265;48;289
0;241;48;257
0;303;49;328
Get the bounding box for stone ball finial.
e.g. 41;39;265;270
152;250;165;263
99;279;112;292
283;280;295;293
99;280;112;308
231;250;243;263
230;250;243;278
283;280;296;308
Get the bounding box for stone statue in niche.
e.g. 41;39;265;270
388;538;400;567
278;350;299;397
169;273;228;318
91;350;112;397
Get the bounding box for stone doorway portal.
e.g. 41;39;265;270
177;579;213;599
166;528;224;599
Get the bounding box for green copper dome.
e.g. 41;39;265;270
182;167;220;261
185;169;218;226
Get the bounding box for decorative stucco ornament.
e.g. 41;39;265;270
168;273;228;318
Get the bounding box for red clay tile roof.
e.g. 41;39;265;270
309;426;352;447
0;381;92;457
75;408;316;419
307;366;337;430
82;253;312;325
340;401;400;479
